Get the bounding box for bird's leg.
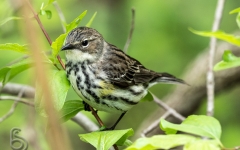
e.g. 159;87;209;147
101;112;126;131
83;101;92;111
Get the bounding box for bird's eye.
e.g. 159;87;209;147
81;39;89;47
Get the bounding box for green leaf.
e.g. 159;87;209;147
35;70;70;117
189;28;240;47
229;7;240;14
86;12;97;27
0;43;28;54
51;33;68;63
0;16;22;26
126;134;197;150
160;115;222;146
45;10;52;19
79;129;134;150
65;10;87;32
47;0;55;5
0;59;32;86
214;50;240;71
140;91;153;102
60;100;84;122
184;139;220;150
40;10;52;19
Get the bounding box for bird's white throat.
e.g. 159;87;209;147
65;49;97;63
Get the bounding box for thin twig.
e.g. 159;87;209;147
207;0;225;116
53;1;66;33
0;96;34;107
0;88;25;123
113;145;119;150
89;107;104;127
25;0;65;70
8;55;29;66
152;94;185;121
141;94;185;137
141;111;171;137
0;101;18;123
123;8;135;53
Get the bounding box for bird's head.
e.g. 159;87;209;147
61;27;104;63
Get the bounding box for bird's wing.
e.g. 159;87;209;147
102;47;158;88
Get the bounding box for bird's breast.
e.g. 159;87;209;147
65;61;148;113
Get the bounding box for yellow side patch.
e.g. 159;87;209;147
98;81;115;97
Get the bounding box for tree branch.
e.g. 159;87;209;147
152;94;185;121
207;0;225;116
0;82;35;99
71;112;99;132
0;96;34;106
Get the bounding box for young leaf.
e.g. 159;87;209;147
189;28;240;47
40;10;52;19
0;59;32;86
51;33;68;63
229;7;240;14
160;115;222;146
214;50;240;71
0;17;22;26
60;100;84;122
65;10;87;32
184;139;221;150
140;91;153;102
0;43;28;54
79;129;134;150
126;134;197;150
35;70;70;117
86;12;97;27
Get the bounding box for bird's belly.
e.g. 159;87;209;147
66;64;147;114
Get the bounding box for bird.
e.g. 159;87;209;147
61;26;186;130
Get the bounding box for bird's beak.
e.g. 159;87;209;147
61;43;75;51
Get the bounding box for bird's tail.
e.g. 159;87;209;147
152;72;187;85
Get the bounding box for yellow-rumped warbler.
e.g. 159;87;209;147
61;27;186;129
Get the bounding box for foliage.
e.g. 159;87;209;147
35;70;70;117
0;59;32;86
214;50;240;71
79;129;134;150
190;7;240;71
128;115;222;150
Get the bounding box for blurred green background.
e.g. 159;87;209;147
0;0;240;149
